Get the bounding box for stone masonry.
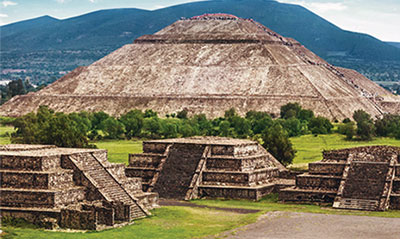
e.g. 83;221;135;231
0;144;158;230
126;137;293;201
279;146;400;211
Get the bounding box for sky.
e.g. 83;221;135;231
0;0;399;42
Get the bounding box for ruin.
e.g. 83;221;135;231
0;144;158;230
1;14;399;119
126;137;293;200
279;146;400;211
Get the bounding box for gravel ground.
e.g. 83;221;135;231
215;211;400;239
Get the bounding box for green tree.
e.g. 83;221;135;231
308;116;333;134
262;123;296;166
338;122;356;140
353;110;375;141
120;110;144;139
177;109;188;119
102;117;125;139
143;117;161;138
280;103;302;119
11;106;93;148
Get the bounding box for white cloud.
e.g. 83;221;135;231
89;0;95;3
0;13;8;17
1;1;17;7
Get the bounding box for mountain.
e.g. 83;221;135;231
1;14;399;119
387;42;400;49
1;0;400;61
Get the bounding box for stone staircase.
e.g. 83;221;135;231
280;146;400;211
127;137;289;201
68;153;147;219
333;160;394;211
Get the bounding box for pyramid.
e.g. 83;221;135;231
1;14;399;119
125;137;292;201
279;146;400;211
0;144;158;230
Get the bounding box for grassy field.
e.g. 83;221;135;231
94;139;143;164
0;126;13;144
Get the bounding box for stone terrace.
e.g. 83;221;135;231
126;137;293;201
0;144;158;230
279;146;400;211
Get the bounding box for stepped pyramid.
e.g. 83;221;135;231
279;146;400;211
0;144;158;230
1;13;399;119
126;137;293;201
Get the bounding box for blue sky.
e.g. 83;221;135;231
0;0;399;42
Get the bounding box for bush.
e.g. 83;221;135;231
120;110;144;139
11;106;94;148
338;122;356;140
102;117;125;139
308;116;333;134
262;123;296;166
280;103;302;119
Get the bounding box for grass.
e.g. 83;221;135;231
2;206;258;239
290;134;400;169
191;194;400;218
94;139;143;164
0;125;14;144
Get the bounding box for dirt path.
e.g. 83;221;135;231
214;211;400;239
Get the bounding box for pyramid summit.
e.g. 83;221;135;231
1;14;399;119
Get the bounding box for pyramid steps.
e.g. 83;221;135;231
127;137;290;201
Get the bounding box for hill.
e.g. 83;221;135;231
1;14;399;119
2;0;400;61
387;42;400;49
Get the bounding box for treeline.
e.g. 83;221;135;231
7;103;400;166
338;110;400;141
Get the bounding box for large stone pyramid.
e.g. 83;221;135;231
1;14;399;119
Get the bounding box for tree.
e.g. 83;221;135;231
353;110;375;141
11;105;94;148
177;109;188;119
218;120;231;137
280;103;302;119
91;111;110;130
262;123;296;166
143;117;161;138
120;110;144;139
102;117;125;139
338;122;356;140
281;118;302;137
7;79;26;98
308;116;333;134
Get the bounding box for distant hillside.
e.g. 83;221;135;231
2;0;400;61
387;42;400;49
1;0;399;86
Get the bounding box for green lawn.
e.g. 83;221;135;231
94;139;143;164
0;126;14;144
290;134;400;169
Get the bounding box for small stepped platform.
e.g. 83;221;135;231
127;137;291;201
0;144;159;230
279;146;400;211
